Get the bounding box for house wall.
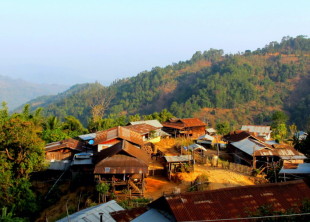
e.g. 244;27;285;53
190;126;206;139
283;159;304;164
98;138;120;152
46;149;74;161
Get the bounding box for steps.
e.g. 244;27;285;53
128;180;142;194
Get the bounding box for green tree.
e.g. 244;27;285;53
216;122;230;135
271;111;288;141
0;112;45;218
96;182;110;203
62;115;87;137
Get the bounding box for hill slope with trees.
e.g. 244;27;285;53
24;36;310;129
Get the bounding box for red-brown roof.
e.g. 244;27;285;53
94;154;148;174
149;179;310;221
45;138;86;152
123;124;158;135
180;118;206;127
94;126;144;146
255;145;306;158
223;130;251;142
94;140;150;165
162;118;206;130
110;207;147;222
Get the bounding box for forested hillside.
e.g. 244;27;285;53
25;36;310;129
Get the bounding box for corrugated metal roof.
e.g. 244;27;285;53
162;122;185;130
110;207;147;222
164;155;193;163
94;126;144;146
94;141;150;165
180;118;206;127
79;133;96;141
223;130;251;142
149;179;310;221
188;144;207;151
206;128;217;133
279;163;310;175
94;154;148;174
47;160;71;170
241;125;271;135
45;138;86;152
163;118;206;130
132;208;171;222
198;134;215;141
124;124;158;135
231;138;267;156
255;145;306;159
56;200;123;222
71;153;93;165
130;120;163;128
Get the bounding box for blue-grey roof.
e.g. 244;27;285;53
132;208;171;222
265;140;278;145
79;133;96;141
230;138;267;156
57;200;124;222
188;144;207;151
279;163;310;175
71;153;93;165
47;160;71;170
130;120;163;128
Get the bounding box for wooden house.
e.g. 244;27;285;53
225;130;307;170
45;138;89;170
94;140;150;196
93;126;144;152
241;125;272;140
128;120;170;142
124;123;159;143
162;118;206;139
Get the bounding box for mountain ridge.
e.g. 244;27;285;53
21;36;310;129
0;75;69;110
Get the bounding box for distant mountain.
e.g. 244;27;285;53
0;75;69;110
24;36;310;129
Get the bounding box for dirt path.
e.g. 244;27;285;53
144;164;257;200
144;138;259;200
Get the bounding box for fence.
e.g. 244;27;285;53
194;153;253;175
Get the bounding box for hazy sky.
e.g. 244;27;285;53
0;0;309;85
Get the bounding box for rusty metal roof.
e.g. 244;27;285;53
45;138;86;152
94;140;150;165
255;145;306;159
149;179;310;221
110;207;147;222
223;130;251;142
124;124;158;135
163;118;206;130
180;118;206;127
94;126;144;146
94;154;148;174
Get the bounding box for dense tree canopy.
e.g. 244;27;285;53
0;105;46;219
